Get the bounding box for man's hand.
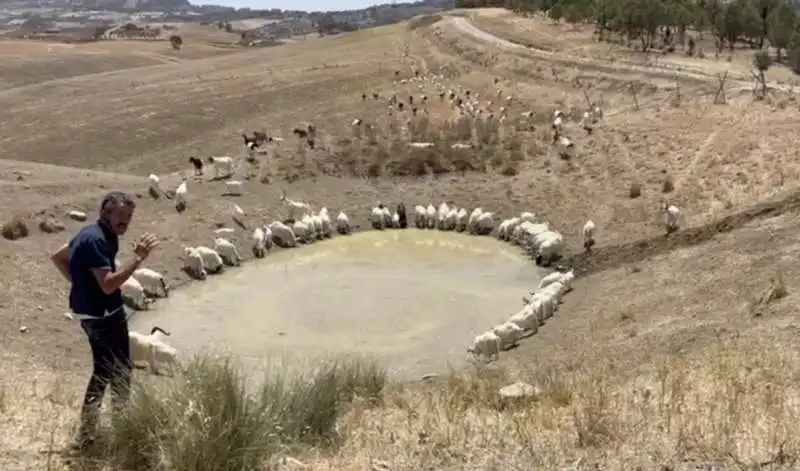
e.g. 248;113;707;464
133;233;159;261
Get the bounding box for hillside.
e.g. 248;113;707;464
3;7;800;470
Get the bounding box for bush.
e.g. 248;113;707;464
2;216;29;240
106;355;386;470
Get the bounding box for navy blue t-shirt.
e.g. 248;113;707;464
68;221;124;318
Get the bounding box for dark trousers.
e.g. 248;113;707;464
78;311;132;440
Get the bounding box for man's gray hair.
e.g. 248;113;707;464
100;191;136;217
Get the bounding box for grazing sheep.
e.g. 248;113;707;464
268;220;297;247
583;220;596;252
207;156;234;179
396;203;408;229
538;269;576;292
535;232;565;266
121;277;148;310
662;202;681;235
555;136;575;159
498;217;521;241
224;180;244;196
129;326;177;376
148;174;161;198
252;227;267;258
492;322;524;351
425;204;436;229
335;211;350;235
508;304;540;335
175;181;188;212
467;331;501;363
194;246;225;274
132;268;169;298
467;208;483;234
182;247;207;279
414;205;427;229
474;212;496;236
443;208;458;231
292;218;312;243
437;202;450;230
188;157;204;176
213;238;243;266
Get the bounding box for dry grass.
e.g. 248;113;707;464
2;216;29;240
3;9;800;470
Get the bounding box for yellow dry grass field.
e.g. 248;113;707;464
3;9;800;469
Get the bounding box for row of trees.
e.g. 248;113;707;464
455;0;800;68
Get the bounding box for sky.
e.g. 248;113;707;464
191;0;382;12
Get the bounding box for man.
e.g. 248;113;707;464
50;191;159;450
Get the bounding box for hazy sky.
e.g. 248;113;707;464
191;0;381;12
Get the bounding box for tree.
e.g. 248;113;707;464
169;34;183;51
767;2;796;61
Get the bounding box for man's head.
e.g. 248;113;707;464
99;191;136;235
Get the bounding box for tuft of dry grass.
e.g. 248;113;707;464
2;216;30;240
6;340;800;469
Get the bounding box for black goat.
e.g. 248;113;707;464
188;157;203;176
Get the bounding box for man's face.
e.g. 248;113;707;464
107;205;134;235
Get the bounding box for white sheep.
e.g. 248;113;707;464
214;238;243;266
293;218;312;243
436;202;450;229
262;225;274;250
467;331;501;363
132;268;169;298
280;190;311;220
525;292;557;322
318;208;332;238
443;208;458;231
455;208;468;232
520;212;536;223
474;212;496;236
194;246;225;273
214;227;236;236
535;232;565;266
381;206;392;228
663;202;681;234
583;220;596;251
467;207;483;234
370;206;385;230
391;212;401;228
208;156;234;179
268;221;297;247
425;204;436;229
148;174;161;197
414;205;427;229
121;277;148;310
497;217;521;241
556;136;575;159
310;214;324;239
129;326;177;376
335;211;350;235
538;269;576;292
224;180;244;196
508;303;540;335
175;181;188;212
252;227;267;258
182;247;207;280
492;322;524;350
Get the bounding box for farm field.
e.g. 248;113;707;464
2;8;800;470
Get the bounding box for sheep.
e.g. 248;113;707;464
497;217;521;241
538;269;576;292
129;326;177;376
182;247;207;280
213;238;243;266
121;277;148;310
520;211;536;223
396;203;408;229
525;292;558;322
148;174;161;198
132;268;169;298
318;208;332;238
194;246;225;274
414;205;427;229
292;218;312;243
188;157;204;176
535;232;565;266
467;208;483;234
224;180;244;197
207;156;234;179
425;204;436;229
492;322;524;350
508;303;540;335
280;190;311;220
175;181;187;212
467;331;501;363
455;208;468;232
262;225;274;250
443;208;458;231
371;206;385;230
252;227;267;258
555;136;575;159
662;202;681;235
335;211;350;235
408;142;434;149
474;212;496;236
391;212;400;228
580;111;593;134
436;202;450;230
214;227;235;236
381;206;392;228
268;220;297;247
583;220;596;252
309;214;324;239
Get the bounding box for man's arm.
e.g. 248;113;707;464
83;237;142;295
50;243;71;282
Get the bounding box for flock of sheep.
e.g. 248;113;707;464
120;67;690;375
